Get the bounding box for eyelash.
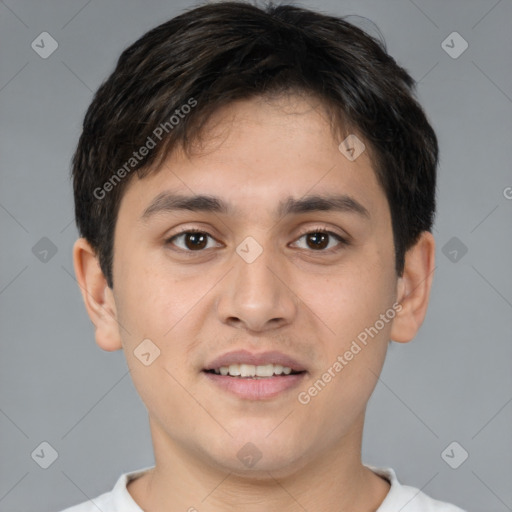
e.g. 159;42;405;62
165;227;349;255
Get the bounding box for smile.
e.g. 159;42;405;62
203;367;306;400
202;349;308;399
208;363;298;378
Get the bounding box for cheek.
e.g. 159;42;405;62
295;274;393;430
122;280;188;341
114;268;196;423
298;260;396;345
114;245;184;334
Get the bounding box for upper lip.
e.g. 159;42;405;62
204;350;307;372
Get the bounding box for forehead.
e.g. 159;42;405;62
119;94;388;223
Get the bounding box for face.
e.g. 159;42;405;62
110;94;400;476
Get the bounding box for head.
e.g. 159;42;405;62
72;1;437;476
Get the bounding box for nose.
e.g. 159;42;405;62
215;238;298;333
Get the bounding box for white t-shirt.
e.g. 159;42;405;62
59;465;466;512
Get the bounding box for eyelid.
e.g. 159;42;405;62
295;224;349;241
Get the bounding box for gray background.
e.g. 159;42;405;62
1;0;511;511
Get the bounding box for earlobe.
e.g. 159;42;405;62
390;231;436;344
72;238;122;352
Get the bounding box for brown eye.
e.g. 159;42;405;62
166;228;347;254
293;229;347;252
183;232;208;250
166;230;219;252
306;232;329;250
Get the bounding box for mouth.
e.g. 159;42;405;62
202;350;308;400
205;363;303;378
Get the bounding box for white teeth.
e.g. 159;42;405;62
274;364;284;375
256;364;274;377
228;364;241;376
212;363;296;377
240;364;256;377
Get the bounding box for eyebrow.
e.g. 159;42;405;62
140;191;371;221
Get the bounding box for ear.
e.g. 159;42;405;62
390;231;436;343
72;238;122;351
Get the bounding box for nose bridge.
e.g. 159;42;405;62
236;235;278;296
216;234;297;331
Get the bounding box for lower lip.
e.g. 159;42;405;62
203;371;306;400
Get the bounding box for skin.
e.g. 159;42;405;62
73;93;435;512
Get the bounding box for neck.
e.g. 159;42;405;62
128;415;390;512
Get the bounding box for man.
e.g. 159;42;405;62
62;1;466;510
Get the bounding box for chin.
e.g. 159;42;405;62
200;431;310;478
214;451;306;479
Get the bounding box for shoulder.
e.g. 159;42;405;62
367;466;467;512
388;482;467;512
56;466;153;512
57;489;114;512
